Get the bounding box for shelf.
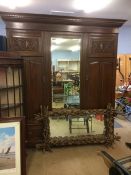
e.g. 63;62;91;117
0;85;23;90
53;59;80;86
61;71;80;73
57;59;80;73
0;103;23;110
0;56;24;118
57;59;80;62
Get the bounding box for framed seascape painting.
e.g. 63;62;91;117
0;117;26;175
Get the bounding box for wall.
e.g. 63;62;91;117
118;25;131;54
0;18;6;36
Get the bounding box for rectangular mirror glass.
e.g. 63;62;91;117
51;37;80;109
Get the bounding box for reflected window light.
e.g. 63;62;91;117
51;45;59;51
69;45;80;52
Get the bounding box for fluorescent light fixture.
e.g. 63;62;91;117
0;0;31;9
69;45;80;52
52;38;67;45
73;0;112;13
51;10;75;14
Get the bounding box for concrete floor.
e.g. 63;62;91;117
26;118;131;175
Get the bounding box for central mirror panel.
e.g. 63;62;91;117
50;37;105;138
51;37;80;109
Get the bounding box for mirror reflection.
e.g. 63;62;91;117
50;37;105;138
51;37;80;109
49;113;105;137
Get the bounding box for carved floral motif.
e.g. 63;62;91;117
92;40;114;54
10;37;39;51
89;37;115;56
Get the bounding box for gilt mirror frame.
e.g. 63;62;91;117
48;105;114;147
35;104;115;149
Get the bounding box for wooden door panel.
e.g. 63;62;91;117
86;61;100;108
88;34;117;57
24;57;44;118
126;54;131;80
116;54;131;88
24;56;45;146
100;61;115;108
83;58;116;109
116;55;126;88
7;30;42;54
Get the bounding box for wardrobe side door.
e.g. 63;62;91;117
82;58;116;109
24;57;44;118
24;56;45;146
100;59;116;108
81;33;117;109
85;60;101;109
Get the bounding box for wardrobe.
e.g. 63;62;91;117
0;12;125;146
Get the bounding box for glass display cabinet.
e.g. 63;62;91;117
0;54;24;117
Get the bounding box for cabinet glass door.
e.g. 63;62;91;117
51;37;81;109
0;66;23;117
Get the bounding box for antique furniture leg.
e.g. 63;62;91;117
69;116;72;133
85;117;89;133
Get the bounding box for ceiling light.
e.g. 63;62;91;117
73;0;112;13
0;0;31;9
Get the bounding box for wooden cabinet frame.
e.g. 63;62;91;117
0;12;126;146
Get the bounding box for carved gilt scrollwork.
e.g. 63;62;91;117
35;105;116;149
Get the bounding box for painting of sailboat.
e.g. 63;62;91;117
0;127;16;170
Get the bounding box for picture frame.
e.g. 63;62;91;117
0;117;26;175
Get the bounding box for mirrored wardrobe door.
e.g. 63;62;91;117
51;37;81;110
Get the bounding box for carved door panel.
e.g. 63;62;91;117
24;56;45;146
84;60;101;109
81;33;117;109
88;34;117;58
24;56;44;118
100;60;116;108
7;30;42;54
82;58;116;109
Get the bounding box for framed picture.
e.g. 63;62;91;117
0;117;26;175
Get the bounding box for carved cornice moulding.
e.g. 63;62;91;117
0;11;126;28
